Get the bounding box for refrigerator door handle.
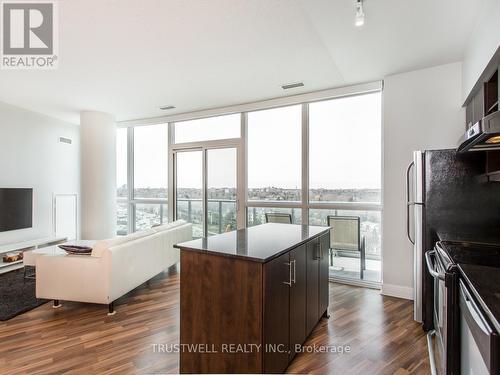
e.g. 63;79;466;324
406;161;415;244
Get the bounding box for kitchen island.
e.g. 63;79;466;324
174;223;330;374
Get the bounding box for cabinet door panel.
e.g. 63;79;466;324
289;244;307;359
306;238;319;335
319;232;330;317
466;102;473;129
473;86;484;124
264;251;290;374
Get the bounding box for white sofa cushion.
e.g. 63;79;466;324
91;237;128;258
123;229;156;243
91;229;156;257
152;220;186;233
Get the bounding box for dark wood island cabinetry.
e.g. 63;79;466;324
175;223;330;374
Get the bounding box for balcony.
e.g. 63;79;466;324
176;198;237;237
118;198;381;283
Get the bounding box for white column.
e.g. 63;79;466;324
80;111;116;239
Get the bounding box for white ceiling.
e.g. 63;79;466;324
0;0;486;124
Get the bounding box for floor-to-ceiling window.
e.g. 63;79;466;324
247;105;302;225
117;85;382;285
309;93;382;283
207;148;237;235
175;150;204;237
133;124;169;231
116;123;169;234
116;128;128;235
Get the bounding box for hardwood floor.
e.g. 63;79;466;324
0;268;429;374
286;284;430;375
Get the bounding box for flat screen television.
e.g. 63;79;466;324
0;188;33;232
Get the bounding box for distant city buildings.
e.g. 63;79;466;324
119;185;381;203
116;186;382;258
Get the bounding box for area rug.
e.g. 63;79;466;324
0;268;47;321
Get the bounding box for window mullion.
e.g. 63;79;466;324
168;122;175;223
238;112;247;229
302;103;309;225
127;126;135;234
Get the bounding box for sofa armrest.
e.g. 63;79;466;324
36;255;110;304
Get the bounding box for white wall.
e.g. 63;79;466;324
0;102;80;246
382;62;464;299
462;0;500;101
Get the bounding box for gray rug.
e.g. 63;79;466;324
0;268;47;321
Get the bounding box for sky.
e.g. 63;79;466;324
175;148;237;189
116;92;382;190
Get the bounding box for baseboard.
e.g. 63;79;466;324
329;277;381;290
381;283;414;300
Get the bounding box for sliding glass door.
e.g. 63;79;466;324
207;148;237;236
174;146;239;238
175;150;203;238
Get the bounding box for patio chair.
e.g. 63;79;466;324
327;215;366;279
265;212;292;224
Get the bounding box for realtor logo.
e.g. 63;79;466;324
1;0;58;69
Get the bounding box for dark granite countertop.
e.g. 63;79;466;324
458;263;500;333
174;223;329;263
437;231;500;246
437;241;500;268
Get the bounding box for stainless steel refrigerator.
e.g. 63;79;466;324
406;150;424;323
406;149;500;329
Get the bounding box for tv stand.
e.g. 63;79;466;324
0;236;67;274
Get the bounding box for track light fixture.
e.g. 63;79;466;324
355;0;365;27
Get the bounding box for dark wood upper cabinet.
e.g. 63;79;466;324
465;71;497;129
466;85;485;129
474;85;485;126
485;69;498;116
264;251;291;374
466;100;474;129
464;48;500;129
289;244;307;360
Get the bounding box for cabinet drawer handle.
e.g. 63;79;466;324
291;259;296;284
315;243;321;260
283;262;292;286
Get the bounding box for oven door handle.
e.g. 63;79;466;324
425;250;445;280
459;281;490;336
426;330;438;375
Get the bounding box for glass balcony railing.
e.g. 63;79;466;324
120;199;382;279
176;198;237;237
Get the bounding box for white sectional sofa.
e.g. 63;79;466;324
36;220;192;314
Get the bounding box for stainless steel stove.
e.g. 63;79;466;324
426;240;500;375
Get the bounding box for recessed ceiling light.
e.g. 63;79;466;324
355;0;365;27
159;105;176;110
281;82;304;90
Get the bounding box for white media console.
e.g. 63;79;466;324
0;236;67;274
